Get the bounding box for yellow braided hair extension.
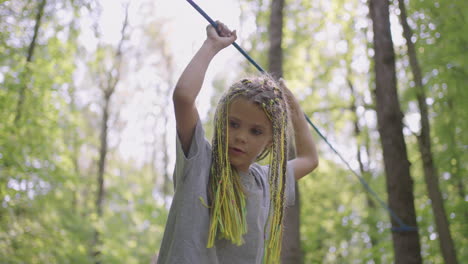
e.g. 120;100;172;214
207;88;248;247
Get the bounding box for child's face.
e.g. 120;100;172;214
227;97;273;173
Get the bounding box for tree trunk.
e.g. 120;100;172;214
15;0;47;124
281;185;303;264
161;42;175;201
268;0;284;79
446;98;467;221
161;97;171;199
267;0;304;263
92;90;110;263
397;1;458;263
92;7;129;263
97;98;110;209
348;79;380;264
368;0;422;263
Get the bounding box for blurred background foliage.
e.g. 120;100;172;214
0;0;466;263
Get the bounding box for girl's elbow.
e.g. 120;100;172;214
296;156;318;180
172;87;183;102
311;156;319;171
306;154;319;173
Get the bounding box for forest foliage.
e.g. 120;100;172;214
0;0;466;263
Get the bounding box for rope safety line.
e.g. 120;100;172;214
185;0;416;233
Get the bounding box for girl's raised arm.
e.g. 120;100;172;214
281;80;319;180
173;22;236;154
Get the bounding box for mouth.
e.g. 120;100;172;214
229;147;245;155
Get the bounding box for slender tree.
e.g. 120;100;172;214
14;0;47;124
91;5;129;263
142;18;175;203
348;78;381;264
159;38;175;199
268;0;284;79
343;11;381;261
396;1;459;263
368;0;422;262
267;0;304;263
446;98;467;219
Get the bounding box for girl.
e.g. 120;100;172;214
157;21;318;264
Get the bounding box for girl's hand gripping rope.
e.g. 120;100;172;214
206;21;237;52
173;20;236;154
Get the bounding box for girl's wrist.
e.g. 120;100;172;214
203;39;224;55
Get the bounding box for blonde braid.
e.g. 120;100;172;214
260;81;289;264
207;88;249;247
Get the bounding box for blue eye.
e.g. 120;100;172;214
251;128;263;135
229;120;239;128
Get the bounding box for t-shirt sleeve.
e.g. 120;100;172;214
285;161;296;207
173;119;211;189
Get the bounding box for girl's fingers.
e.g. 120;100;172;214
210;21;235;40
223;24;232;36
213;20;222;36
217;22;233;37
220;26;227;37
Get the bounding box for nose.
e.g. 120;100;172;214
234;129;247;143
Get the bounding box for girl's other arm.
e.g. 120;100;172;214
173;22;236;154
281;80;319;180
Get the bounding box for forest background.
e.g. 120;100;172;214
0;0;466;263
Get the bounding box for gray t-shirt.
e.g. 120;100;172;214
157;120;295;264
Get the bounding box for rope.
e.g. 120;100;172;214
185;0;416;233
